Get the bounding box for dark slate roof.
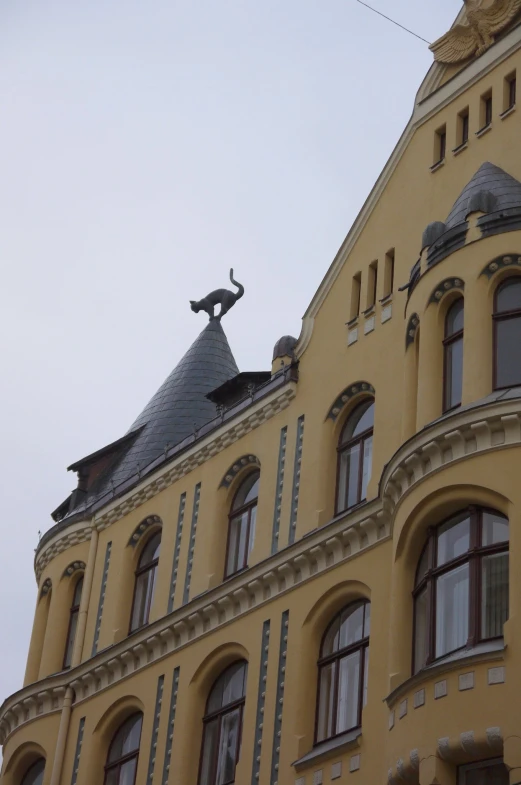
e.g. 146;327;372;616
446;162;521;228
109;319;239;486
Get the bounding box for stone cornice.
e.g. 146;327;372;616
381;395;521;514
0;499;389;745
35;382;297;581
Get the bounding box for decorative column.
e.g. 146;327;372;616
71;527;98;668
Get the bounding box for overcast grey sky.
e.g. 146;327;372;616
0;0;458;712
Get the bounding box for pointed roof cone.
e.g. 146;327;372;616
446;162;521;228
106;319;239;489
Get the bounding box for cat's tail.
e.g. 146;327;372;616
229;268;245;299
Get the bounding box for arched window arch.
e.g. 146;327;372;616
104;713;143;785
316;600;370;743
129;532;161;633
336;401;374;514
494;277;521;389
63;576;84;669
413;508;509;674
21;759;45;785
443;297;464;412
198;661;248;785
225;471;259;578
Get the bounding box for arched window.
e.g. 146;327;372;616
459;758;509;785
413;508;509;673
316;601;370;743
104;713;143;785
130;532;161;632
336;401;374;514
443;298;464;411
494;277;521;389
21;759;45;785
225;472;259;578
198;661;248;785
63;576;84;669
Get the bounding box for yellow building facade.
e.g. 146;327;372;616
3;5;521;785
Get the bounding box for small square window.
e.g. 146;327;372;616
480;90;493;130
503;71;516;113
459;109;469;145
433;125;446;166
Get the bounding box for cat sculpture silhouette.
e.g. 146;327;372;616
190;269;245;321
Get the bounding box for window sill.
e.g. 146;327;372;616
292;729;361;770
476;123;492;138
346;316;359;328
500;104;516;120
385;639;505;707
452;140;468;156
430;158;445;173
362;305;375;317
379;293;393;305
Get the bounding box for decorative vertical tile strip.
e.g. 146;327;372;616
270;610;289;785
183;483;201;605
288;417;304;545
70;717;85;785
271;428;287;554
146;675;165;785
251;620;271;785
168;493;186;613
91;541;112;656
161;667;180;785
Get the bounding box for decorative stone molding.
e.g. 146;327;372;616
62;561;86;579
70;716;85;785
271;610;289;785
271;428;288;554
326;383;375;422
405;314;420;350
251;621;270;785
428;277;465;306
167;494;186;614
128;515;162;547
161;667;180;785
39;578;52;598
381;396;521;515
480;252;521;279
288;416;305;546
182;484;201;605
0;499;389;745
35;384;297;581
146;674;165;785
219;455;260;489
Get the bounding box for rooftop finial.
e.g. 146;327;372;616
190;268;245;321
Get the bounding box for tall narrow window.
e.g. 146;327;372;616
21;759;45;785
503;71;517;112
434;125;446;165
458;108;469;146
336;400;374;514
316;601;370;743
459;759;509;785
130;532;161;632
413;508;509;673
367;261;378;309
198;661;248;785
383;249;395;298
63;576;84;669
350;273;362;320
443;298;464;412
480;90;493;129
104;713;143;785
225;471;259;578
494;277;521;389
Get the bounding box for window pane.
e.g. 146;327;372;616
482;512;509;545
21;760;45;785
226;517;241;576
236;512;249;571
130;566;157;630
446;299;464;336
496;317;521;388
414;588;429;672
361;435;373;501
321;618;340;657
64;610;79;668
232;471;260;510
338;443;361;511
73;577;84;607
119;758;137;785
363;603;371;638
436;563;469;658
496;278;521;312
108;715;142;763
248;506;257;557
336;651;361;734
445;336;463;409
339;603;365;649
341;401;374;443
104;769;118;785
222;662;247;706
462;761;509;785
416;545;429;586
482;553;509;638
316;662;336;742
216;708;241;785
199;719;219;784
437;516;470;566
139;532;161;567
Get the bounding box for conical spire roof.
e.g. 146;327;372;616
446;162;521;228
104;320;239;489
